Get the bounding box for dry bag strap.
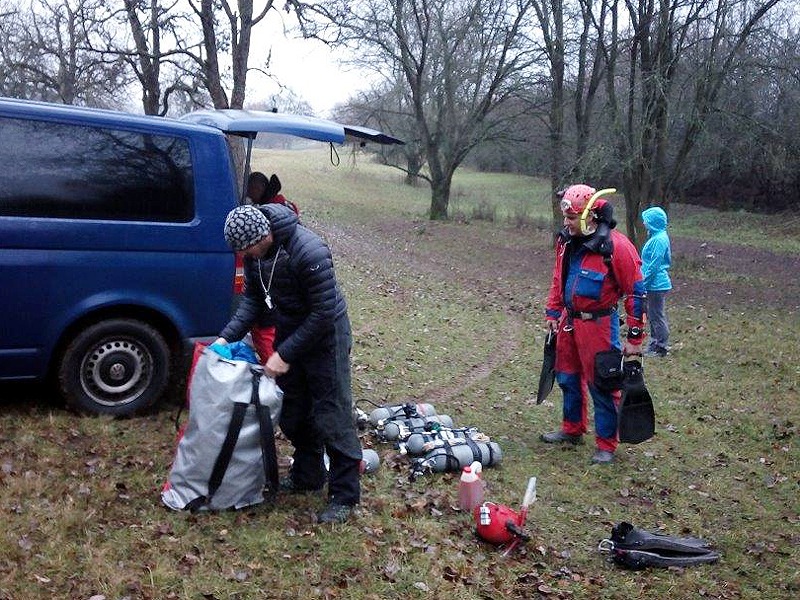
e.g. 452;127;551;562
184;396;249;512
206;400;249;502
252;369;279;495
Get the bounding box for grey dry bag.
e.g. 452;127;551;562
161;345;282;512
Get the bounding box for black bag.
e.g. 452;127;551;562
594;348;625;392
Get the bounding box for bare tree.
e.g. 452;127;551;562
602;0;784;244
529;0;567;227
116;0;206;115
334;80;426;186
287;0;540;220
184;0;275;109
2;0;128;106
0;2;38;98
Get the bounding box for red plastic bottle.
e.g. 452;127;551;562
458;462;484;511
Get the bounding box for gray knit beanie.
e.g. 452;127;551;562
223;205;271;251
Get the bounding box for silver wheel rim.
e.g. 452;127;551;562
79;338;152;407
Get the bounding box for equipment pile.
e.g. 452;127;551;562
355;402;502;480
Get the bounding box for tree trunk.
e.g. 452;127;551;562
429;177;451;220
199;0;229;108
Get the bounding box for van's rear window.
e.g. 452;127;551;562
0;117;194;222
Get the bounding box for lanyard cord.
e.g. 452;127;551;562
257;246;282;301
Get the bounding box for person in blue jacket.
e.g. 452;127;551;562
640;207;672;357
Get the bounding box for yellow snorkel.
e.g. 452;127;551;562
580;188;617;235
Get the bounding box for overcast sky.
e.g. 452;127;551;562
246;18;371;118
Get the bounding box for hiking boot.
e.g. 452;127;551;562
279;475;324;494
317;502;354;524
590;450;615;464
540;431;583;445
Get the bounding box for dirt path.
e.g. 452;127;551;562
670;237;800;311
314;215;798;405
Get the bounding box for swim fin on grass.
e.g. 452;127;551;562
599;522;720;569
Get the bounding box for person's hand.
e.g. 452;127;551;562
546;319;558;333
213;337;228;346
264;351;290;378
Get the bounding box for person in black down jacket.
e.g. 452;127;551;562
215;204;361;524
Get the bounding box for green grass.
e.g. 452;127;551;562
1;148;798;599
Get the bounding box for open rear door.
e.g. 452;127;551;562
180;109;404;146
180;109;404;203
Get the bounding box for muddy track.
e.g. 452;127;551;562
309;214;799;404
670;237;800;312
315;218;528;405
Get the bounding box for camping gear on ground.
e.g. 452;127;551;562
536;330;557;404
410;440;502;479
617;359;656;443
458;461;484;511
475;477;537;556
359;448;380;474
161;343;282;512
599;522;720;569
324;447;380;474
593;347;625;392
368;402;437;427
378;414;454;441
354;406;371;429
401;427;490;455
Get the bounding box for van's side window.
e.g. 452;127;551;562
0;117;194;222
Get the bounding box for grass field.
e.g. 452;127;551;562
1;147;798;599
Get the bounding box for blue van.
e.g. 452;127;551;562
0;98;399;415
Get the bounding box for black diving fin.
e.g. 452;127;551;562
617;359;655;443
536;330;557;404
599;522;720;569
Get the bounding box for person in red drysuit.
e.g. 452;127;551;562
540;184;647;464
245;171;300;363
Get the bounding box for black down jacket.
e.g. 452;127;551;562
219;204;348;363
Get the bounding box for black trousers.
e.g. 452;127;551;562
277;315;361;505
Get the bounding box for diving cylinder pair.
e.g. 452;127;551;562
412;440;502;474
368;403;437;427
403;427;487;455
380;415;454;441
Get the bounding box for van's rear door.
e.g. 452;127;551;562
179;109;404;145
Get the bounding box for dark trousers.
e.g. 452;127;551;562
646;291;670;352
277;316;361;505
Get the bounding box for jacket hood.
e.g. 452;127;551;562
258;203;298;245
642;207;668;233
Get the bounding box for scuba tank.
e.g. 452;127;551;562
360;448;380;474
368;403;437;427
410;440;502;478
402;427;488;455
379;415;454;441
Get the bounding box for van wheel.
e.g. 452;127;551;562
58;319;170;416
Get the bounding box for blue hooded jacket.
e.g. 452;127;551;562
640;207;672;291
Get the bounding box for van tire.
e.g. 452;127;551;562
58;319;170;416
